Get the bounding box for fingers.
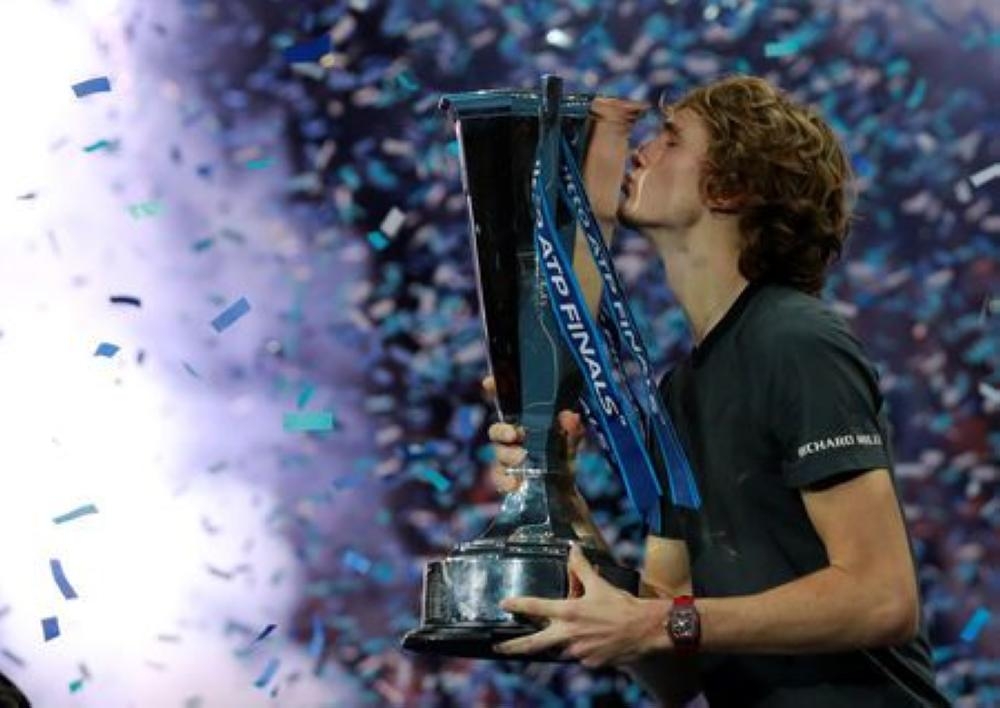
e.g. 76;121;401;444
481;375;496;399
488;422;527;469
566;543;601;587
557;410;584;440
491;464;523;493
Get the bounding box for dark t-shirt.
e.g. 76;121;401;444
650;281;949;708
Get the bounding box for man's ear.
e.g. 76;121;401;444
707;192;743;214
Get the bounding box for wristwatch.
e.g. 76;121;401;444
665;595;701;655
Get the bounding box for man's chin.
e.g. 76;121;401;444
616;206;639;229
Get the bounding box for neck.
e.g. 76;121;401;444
649;219;749;345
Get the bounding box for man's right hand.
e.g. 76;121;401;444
483;375;585;494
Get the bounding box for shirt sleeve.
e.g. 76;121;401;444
766;315;893;489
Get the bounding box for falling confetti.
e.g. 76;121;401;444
93;342;119;358
52;504;99;525
210;297;251;333
71;76;111;97
49;559;79;601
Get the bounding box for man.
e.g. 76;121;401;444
485;75;949;707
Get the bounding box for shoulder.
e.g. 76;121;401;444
741;284;862;358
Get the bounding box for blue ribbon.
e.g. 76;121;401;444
528;134;701;526
558;138;702;511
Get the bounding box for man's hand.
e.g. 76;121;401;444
483;375;584;494
493;543;671;668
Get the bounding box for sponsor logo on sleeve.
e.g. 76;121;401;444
797;433;883;460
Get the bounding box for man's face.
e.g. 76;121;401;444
617;107;711;231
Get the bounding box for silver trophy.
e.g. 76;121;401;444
402;75;649;661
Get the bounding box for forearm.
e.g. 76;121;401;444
644;564;916;656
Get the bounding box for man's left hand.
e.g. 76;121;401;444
494;543;670;668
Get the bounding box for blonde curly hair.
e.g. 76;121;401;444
672;75;855;295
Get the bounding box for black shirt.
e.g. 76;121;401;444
651;281;949;707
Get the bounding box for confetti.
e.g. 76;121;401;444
379;207;406;238
959;607;991;643
282;35;331;63
210;297;251;333
969;163;1000;189
253;624;277;644
307;614;325;661
109;295;141;307
127;201;163;219
296;383;316;409
50;559;79;600
71;76;111;98
253;657;280;689
366;231;390;250
41;616;60;641
53;504;99;524
283;411;336;432
93;342;119;358
83;139;116;153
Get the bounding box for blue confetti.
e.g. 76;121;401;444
71;76;111;98
253;657;280;689
253;623;277;643
282;34;331;63
50;559;79;600
210;297;251;333
94;342;119;358
41;616;60;641
307;614;325;660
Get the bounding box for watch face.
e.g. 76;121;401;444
669;607;700;642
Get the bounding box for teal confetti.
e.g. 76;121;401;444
959;607;990;643
905;78;927;109
83;139;115;153
296;383;316;409
69;678;84;693
127;201;163;219
245;157;273;170
191;237;214;252
414;465;451;493
764;38;801;57
283;411;336;432
367;231;390;250
53;504;98;525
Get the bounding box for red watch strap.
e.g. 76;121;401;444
673;594;695;607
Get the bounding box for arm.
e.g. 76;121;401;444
623;535;702;708
639;467;919;656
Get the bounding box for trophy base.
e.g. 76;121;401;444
402;540;640;661
401;623;567;662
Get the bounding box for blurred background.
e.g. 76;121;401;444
0;0;996;705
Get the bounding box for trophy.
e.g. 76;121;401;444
402;75;658;662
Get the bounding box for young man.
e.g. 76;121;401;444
486;76;949;707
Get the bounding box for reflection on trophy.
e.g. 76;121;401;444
402;75;651;662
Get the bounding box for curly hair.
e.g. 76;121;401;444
672;75;855;295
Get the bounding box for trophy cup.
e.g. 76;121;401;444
402;75;653;662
